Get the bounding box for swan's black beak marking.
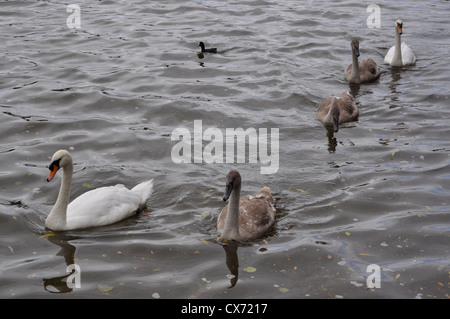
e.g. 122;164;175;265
47;159;61;182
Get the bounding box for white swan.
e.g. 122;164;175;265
317;92;359;133
217;170;275;241
45;150;153;231
384;19;416;66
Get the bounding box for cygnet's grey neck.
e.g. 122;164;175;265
222;183;241;241
350;49;361;83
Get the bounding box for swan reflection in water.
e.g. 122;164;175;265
42;233;78;293
220;241;240;288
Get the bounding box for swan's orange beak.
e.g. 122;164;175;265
397;26;403;34
47;165;59;182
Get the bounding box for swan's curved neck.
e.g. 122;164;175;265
222;183;241;241
392;29;403;66
350;49;360;83
46;164;72;230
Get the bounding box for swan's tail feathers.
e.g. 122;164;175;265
131;179;154;208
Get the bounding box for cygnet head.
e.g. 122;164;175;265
351;39;360;58
395;19;403;35
223;170;241;201
47;150;72;182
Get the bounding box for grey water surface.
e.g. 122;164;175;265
0;0;449;298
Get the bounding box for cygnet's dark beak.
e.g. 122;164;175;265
223;183;233;201
333;116;339;133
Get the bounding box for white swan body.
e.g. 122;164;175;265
217;170;275;241
384;19;416;66
45;150;153;231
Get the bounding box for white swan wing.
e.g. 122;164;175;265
66;184;143;229
401;42;416;65
384;46;395;64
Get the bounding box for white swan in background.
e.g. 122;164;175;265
384;19;416;66
317;92;359;133
217;170;275;241
45;150;153;231
345;39;381;84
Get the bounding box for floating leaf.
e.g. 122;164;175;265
82;183;91;188
391;152;395;156
40;233;55;238
152;292;160;299
345;232;351;236
296;188;305;193
396;274;401;279
244;266;257;273
200;238;209;245
279;287;289;293
98;284;113;292
350;281;363;287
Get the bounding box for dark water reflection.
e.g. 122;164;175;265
42;234;77;294
222;242;239;288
